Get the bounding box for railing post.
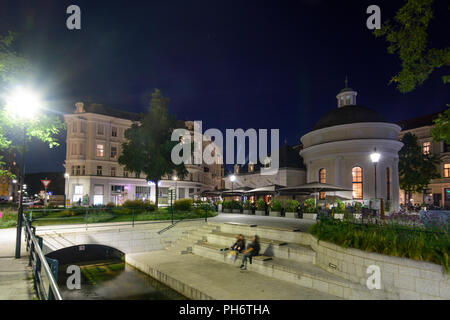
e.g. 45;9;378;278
132;208;135;228
205;205;207;222
85;207;88;231
46;257;59;300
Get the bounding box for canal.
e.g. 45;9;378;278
46;244;186;300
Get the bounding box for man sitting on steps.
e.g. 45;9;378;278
240;235;260;270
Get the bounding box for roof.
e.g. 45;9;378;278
312;105;387;131
82;103;142;121
396;111;443;131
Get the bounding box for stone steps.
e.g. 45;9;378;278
193;242;388;300
206;231;315;264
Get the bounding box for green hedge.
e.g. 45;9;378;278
302;198;317;213
231;200;242;210
270;199;282;212
285;200;299;212
223;200;232;209
174;199;193;211
243;200;252;210
256;199;266;211
309;219;450;272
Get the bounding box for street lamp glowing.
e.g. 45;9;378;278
370;148;381;163
12;179;17;184
173;176;178;181
5;87;42;119
230;174;236;182
64;173;69;178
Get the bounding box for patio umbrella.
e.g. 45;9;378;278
245;184;285;195
279;182;353;205
221;186;253;197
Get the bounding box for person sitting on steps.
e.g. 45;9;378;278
240;235;260;270
230;234;245;262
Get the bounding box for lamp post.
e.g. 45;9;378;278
172;176;178;224
5;87;41;259
64;173;70;208
370;148;381;213
230;174;236;202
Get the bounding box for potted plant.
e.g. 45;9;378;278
301;198;317;220
223;200;232;213
243;200;252;214
232;200;242;213
269;199;283;217
255;199;266;216
217;200;223;212
333;200;345;220
352;201;362;219
285;199;300;218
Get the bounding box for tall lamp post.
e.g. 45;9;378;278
370;148;381;213
64;173;70;208
172;176;178;224
5;87;42;259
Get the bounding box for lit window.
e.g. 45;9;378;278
352;167;363;200
97;166;102;176
422;142;431;155
96;144;104;157
319;168;326;200
74;185;83;195
248;162;254;173
110;146;117;159
444;164;450;178
112;126;118;137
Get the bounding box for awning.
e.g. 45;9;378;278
278;182;352;194
245;184;285;195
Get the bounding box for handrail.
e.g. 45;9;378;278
158;211;197;234
22;213;63;300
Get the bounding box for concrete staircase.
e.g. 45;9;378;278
175;221;388;300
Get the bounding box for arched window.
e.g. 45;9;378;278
386;167;391;200
352;167;363;200
319;168;326;200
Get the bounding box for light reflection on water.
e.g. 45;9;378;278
58;262;187;300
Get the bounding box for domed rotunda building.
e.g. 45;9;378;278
300;84;403;211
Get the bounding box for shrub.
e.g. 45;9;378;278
333;200;346;214
123;199;143;208
106;202;116;208
270;199;282;212
174;199;193;211
256;199;266;211
231;201;242;210
243;200;252;210
144;200;156;211
285;200;299;212
223;200;232;209
352;201;362;213
302;198;317;213
112;208;132;215
86;212;114;223
310;219;450;273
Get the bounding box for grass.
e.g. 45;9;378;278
309;218;450;272
0;207;217;228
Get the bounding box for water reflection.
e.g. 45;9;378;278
58;260;186;300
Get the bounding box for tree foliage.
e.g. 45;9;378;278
118;88;188;208
399;133;440;203
374;0;450;93
0;32;64;178
431;105;450;143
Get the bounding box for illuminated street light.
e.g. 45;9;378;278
229;174;236;200
64;173;70;208
5;86;42;259
370;147;381;201
5;87;42;120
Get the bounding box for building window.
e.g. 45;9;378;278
72;122;77;133
422;142;431;155
248;162;254;173
71;143;77;155
319;168;326;200
444;163;450;178
352;167;363;200
112;126;118;137
97;124;104;135
124;169;128;177
79;143;84;155
71;166;75;175
444;143;450;153
96;144;104;157
74;185;83;195
81;165;85;175
110;146;117;159
97;166;102;176
80;121;86;133
111;167;116;177
386;167;391;200
75;165;81;176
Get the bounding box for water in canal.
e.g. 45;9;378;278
57;260;187;300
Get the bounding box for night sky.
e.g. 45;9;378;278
1;0;449;174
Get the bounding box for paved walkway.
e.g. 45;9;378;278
0;228;34;300
209;213;316;232
127;250;337;300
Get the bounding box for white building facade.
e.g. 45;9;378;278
64;102;223;206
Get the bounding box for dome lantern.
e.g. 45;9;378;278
336;76;357;108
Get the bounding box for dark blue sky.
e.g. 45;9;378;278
1;0;449;174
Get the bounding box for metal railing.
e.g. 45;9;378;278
23;213;63;300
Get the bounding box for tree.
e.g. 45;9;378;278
431;106;450;144
0;32;64;178
118;89;188;208
399;133;440;204
374;0;450;93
